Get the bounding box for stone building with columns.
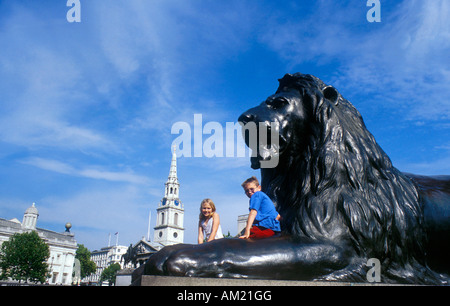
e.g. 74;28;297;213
0;203;78;285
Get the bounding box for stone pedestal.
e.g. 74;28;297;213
132;275;392;286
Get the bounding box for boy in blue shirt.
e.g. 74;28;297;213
239;176;281;239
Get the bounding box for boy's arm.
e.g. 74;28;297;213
239;209;257;239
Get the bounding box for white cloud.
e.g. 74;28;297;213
400;155;450;176
37;185;152;249
260;0;450;121
0;116;113;152
20;157;151;185
0;9;114;152
0;1;262;157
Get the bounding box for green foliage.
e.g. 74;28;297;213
0;231;50;283
224;231;233;238
99;263;121;286
75;244;97;279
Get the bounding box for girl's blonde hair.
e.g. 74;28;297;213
199;198;216;221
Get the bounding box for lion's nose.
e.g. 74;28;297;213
238;112;255;125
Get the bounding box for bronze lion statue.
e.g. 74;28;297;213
139;73;449;285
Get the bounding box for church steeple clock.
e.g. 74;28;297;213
153;147;184;245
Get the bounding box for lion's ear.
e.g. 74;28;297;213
323;86;340;106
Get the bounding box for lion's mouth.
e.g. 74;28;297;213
243;121;286;169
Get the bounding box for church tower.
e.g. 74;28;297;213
153;147;184;246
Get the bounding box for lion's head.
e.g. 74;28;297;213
238;73;440;283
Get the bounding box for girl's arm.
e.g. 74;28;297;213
198;221;204;244
207;213;221;242
239;209;257;239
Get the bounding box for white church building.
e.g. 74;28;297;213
153;147;185;246
91;148;185;285
118;148;185;271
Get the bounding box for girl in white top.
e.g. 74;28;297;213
198;198;224;243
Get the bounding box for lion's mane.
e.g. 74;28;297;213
263;73;442;283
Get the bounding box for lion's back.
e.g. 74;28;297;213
407;174;450;274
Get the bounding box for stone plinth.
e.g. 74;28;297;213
132;275;395;286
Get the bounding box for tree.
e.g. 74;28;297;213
100;263;121;286
0;231;50;283
75;244;96;279
224;231;233;238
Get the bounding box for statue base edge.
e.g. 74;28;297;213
131;275;409;286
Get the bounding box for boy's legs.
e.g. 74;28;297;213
249;226;275;239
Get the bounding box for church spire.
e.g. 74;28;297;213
167;145;178;184
165;145;179;200
154;147;184;246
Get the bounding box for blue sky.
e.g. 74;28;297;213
0;0;449;251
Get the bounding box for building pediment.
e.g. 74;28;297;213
123;239;164;268
133;240;161;255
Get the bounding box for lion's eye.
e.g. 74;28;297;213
266;97;288;109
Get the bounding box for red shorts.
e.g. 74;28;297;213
249;226;277;239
